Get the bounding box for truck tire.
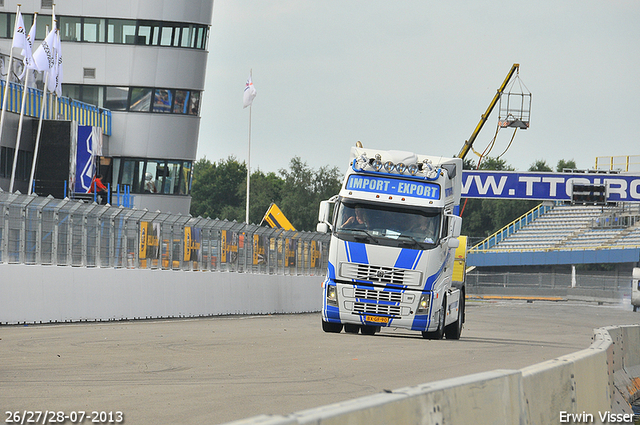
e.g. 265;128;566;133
445;293;464;340
634;305;638;312
322;320;343;333
422;298;445;340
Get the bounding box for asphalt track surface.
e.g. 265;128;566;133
2;300;639;424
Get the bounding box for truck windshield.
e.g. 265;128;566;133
335;200;441;248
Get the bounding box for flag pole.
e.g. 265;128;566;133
245;69;252;224
29;59;48;195
9;68;29;192
0;5;21;148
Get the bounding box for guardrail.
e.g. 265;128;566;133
0;191;329;275
0;79;112;135
222;325;640;425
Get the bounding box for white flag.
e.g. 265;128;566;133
12;12;28;53
32;27;56;73
243;75;257;108
47;30;62;97
19;17;37;79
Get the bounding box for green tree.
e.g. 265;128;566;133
529;159;552;172
190;156;342;231
556;159;577;172
278;157;342;231
247;169;284;225
190;156;246;220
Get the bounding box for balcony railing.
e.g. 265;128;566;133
0;79;111;136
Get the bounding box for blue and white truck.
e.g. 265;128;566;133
317;143;467;339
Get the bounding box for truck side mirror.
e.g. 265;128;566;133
318;201;331;223
448;215;462;238
317;200;334;233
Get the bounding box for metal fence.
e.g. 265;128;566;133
0;191;330;275
467;270;632;291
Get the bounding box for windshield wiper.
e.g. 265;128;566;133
338;228;379;244
395;234;426;248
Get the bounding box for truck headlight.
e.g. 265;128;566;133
417;293;431;314
327;283;338;306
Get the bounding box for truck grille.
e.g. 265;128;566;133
354;288;402;303
353;302;401;316
340;262;422;286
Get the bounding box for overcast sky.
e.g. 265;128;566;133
197;1;640;176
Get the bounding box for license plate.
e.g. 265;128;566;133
365;315;389;324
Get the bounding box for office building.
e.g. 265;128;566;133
0;0;214;214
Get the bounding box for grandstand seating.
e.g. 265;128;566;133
476;204;640;252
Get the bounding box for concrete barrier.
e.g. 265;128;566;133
221;325;640;425
0;264;322;324
3;263;639;422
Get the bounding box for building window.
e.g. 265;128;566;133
113;158;192;196
105;87;129;111
120;159;144;193
165;161;182;194
82;86;103;107
0;12;210;50
153;89;172;113
180;161;192;194
129;88;152;112
173;90;189;114
144;160;165;193
63;84;81;100
83;18;105;43
60;16;82;41
61;84;201;116
107;18;136;44
188;92;200;115
160;25;173;46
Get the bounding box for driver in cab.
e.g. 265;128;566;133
343;207;369;229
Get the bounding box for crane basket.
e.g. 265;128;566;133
498;75;531;129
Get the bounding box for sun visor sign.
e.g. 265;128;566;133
346;175;440;200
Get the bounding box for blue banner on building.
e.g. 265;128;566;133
74;126;102;193
462;170;640;202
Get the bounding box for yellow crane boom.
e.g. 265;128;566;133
456;63;520;160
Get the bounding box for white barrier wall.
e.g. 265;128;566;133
0;264;323;324
224;325;640;425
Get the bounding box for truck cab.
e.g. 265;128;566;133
317;145;466;339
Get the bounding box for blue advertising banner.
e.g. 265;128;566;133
74;126;96;193
462;170;640;202
346;175;440;200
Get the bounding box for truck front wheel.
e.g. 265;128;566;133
422;299;445;340
322;320;343;333
444;293;464;340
